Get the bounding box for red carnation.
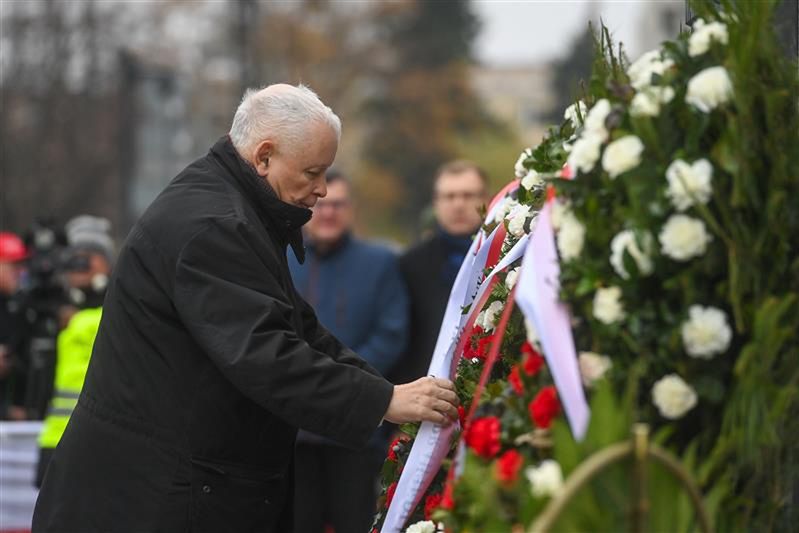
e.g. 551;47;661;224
385;481;398;508
528;386;560;429
464;416;502;458
475;334;494;359
494;449;524;486
424;493;443;519
387;434;408;462
457;405;467;428
508;365;524;395
521;342;545;376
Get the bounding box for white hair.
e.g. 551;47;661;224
229;84;341;156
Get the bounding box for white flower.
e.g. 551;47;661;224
550;199;570;230
525;460;564;498
630;87;676;117
666;159;714;211
681;305;732;358
515;148;533;178
406;520;437;533
593;286;626;325
583;98;612;140
659;214;712;261
478;300;504;332
557;212;586;261
506;204;532;237
686;66;733;112
610;230;654;279
602;135;644;178
567;134;603;175
627;49;675;90
689;19;729;57
521;169;542;190
564;100;588;126
652;374;698;419
505;267;520;290
578;352;613;387
494;197;519;224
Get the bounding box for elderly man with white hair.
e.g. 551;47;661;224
32;84;458;533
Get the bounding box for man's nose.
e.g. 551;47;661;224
315;180;327;198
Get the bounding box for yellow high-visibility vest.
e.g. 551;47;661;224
38;307;102;449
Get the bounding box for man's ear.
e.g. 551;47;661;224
252;140;274;176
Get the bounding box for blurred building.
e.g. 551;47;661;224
470;63;554;147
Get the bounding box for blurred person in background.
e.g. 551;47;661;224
35;215;114;487
0;231;29;420
393;161;489;385
288;169;408;533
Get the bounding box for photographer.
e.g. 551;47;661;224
35;215;114;487
0;231;29;420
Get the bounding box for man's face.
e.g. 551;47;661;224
433;170;487;236
306;180;354;248
263;122;338;209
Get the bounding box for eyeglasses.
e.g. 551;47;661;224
434;191;484;203
313;199;351;211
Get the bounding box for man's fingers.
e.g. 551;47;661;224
436;389;459;406
434;399;459;421
435;378;456;391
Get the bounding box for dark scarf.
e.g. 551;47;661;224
210;136;311;263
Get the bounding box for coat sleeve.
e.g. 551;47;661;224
173;217;393;448
350;255;409;376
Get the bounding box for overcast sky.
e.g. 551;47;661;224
473;0;684;65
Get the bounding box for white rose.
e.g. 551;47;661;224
564;100;588;126
525;460;564;498
506;204;532;237
610;230;654;279
521;169;542;190
689;19;728;57
652;374;698;419
583;99;612;140
666;159;714;211
627;49;675;90
681;305;732;358
505;267;520;290
630;86;676;118
578;352;613;387
494;197;519;224
478;300;504;332
659;214;712;261
630;91;660;117
557;212;586;261
515;148;533;178
686;66;734;113
406;521;437;533
593;286;626;325
550;199;570;230
602;135;644;178
567;133;603;175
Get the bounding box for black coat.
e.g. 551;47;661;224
393;232;471;385
32;137;393;533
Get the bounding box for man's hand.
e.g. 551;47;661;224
383;376;459;426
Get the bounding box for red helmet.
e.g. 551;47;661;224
0;232;28;262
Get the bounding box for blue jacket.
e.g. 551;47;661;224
288;233;408;377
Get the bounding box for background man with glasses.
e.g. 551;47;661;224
393;160;490;386
288;168;409;533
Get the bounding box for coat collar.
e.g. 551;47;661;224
210;136;311;263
